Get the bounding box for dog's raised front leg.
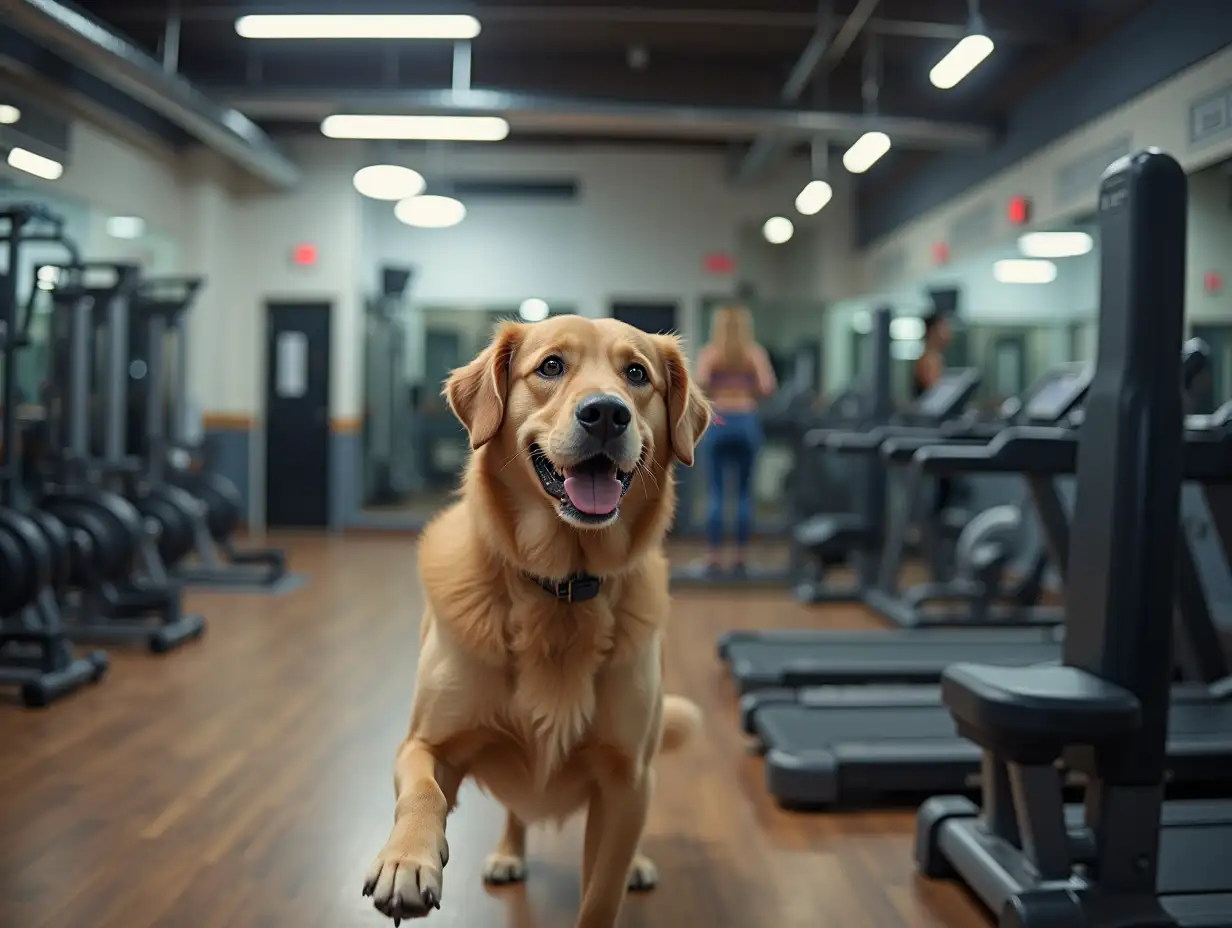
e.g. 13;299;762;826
576;770;653;928
364;739;461;922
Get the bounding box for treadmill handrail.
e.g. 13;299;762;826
912;426;1078;476
881;435;992;463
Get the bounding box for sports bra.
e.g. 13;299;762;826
708;368;759;391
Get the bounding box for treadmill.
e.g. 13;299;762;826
718;361;1094;698
748;408;1232;809
918;149;1232;928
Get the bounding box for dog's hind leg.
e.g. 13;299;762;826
483;810;528;885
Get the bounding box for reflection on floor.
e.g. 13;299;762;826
0;534;987;928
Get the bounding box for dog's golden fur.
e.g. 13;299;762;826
364;315;710;927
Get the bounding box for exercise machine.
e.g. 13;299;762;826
128;276;287;589
40;262;205;653
0;204;107;706
917;149;1232;928
741;166;1232;810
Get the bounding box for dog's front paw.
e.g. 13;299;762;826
626;854;658;892
482;851;527;885
363;831;449;922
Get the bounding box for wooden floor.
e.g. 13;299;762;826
0;535;991;928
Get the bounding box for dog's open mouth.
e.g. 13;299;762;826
530;444;636;525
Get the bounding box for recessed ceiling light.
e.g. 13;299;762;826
795;179;834;216
994;258;1057;284
353;165;426;200
322;114;509;142
762;216;794;244
6;147;63;181
394;195;467;229
1017;231;1094;258
842;131;891;173
0;105;21;125
106;215;146;239
518;298;550;322
236;14;480;40
930;33;995;90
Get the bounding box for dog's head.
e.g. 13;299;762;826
445;315;710;531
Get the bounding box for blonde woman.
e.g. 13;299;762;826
695;306;778;573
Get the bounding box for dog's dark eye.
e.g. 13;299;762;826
537;356;565;378
625;363;649;385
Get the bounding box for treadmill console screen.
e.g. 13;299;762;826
1023;366;1093;423
915;369;979;420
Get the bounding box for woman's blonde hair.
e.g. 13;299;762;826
709;305;756;369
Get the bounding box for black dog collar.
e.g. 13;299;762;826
528;572;603;603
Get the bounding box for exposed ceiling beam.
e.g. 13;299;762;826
217;85;995;149
0;0;300;187
734;0;881;184
92;5;1064;45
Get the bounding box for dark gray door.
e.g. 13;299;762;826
265;302;331;527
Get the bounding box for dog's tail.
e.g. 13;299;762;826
658;695;703;754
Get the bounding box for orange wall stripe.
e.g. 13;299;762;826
331;417;362;434
202;413;255;431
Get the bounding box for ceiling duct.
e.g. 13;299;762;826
0;0;300;188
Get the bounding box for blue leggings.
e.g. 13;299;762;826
704;412;762;548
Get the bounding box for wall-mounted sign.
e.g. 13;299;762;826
1008;195;1032;226
932;241;951;266
1205;271;1224;295
292;243;318;267
703;252;736;275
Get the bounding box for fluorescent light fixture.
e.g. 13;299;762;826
105;215;146;240
890;316;925;341
518;298;550;322
236;14;480;40
322;114;509;141
852;309;872;334
994;258;1057;284
891;340;924;361
6;147;63;181
929;33;995;90
1017;231;1094;259
762;216;794;244
353;164;425;201
842;131;891;174
795;179;834;216
0;105;20;125
394;195;466;229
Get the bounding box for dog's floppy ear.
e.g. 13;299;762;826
444;322;522;450
655;335;711;466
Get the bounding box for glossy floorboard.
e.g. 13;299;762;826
0;535;991;928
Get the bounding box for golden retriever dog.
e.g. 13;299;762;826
363;314;710;927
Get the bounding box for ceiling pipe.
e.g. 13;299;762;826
0;0;300;188
734;0;883;184
220;85;994;149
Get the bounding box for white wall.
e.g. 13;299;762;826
360;146;842;356
863;43;1232;293
1188;165;1232;321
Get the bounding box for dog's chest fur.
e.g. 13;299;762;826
503;598;615;782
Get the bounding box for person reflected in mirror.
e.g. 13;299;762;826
695;305;777;575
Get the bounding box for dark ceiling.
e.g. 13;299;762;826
73;0;1153;168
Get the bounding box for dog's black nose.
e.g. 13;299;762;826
575;394;631;443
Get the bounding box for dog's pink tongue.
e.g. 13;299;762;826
563;471;622;515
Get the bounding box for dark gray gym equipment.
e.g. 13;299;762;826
719;360;1099;699
789;306;895;603
40;263;205;653
130;276;289;590
917;149;1232;928
0;204;108;705
747;356;1230;808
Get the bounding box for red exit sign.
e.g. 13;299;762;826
704;252;736;275
292;243;318;267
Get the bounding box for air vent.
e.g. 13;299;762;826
436;178;580;200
